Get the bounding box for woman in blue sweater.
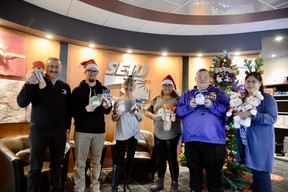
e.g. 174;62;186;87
236;71;278;192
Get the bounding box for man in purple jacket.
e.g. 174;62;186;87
176;68;229;192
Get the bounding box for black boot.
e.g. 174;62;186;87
111;165;121;192
123;162;133;192
170;181;178;192
150;178;164;191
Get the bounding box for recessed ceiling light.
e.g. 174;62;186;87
45;34;53;39
127;49;132;53
89;44;95;48
272;54;276;57
197;53;203;57
162;52;167;56
275;36;283;41
234;52;240;56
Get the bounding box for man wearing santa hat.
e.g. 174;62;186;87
71;59;112;192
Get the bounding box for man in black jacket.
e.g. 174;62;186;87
17;57;71;192
72;59;112;192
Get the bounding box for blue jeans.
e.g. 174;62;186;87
251;169;272;192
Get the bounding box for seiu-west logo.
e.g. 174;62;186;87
104;62;150;100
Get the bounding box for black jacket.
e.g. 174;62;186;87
71;80;112;133
17;78;72;131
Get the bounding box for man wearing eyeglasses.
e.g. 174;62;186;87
71;59;112;192
17;57;72;192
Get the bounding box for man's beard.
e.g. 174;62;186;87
89;77;96;83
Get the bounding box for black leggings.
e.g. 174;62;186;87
154;134;181;181
112;136;138;166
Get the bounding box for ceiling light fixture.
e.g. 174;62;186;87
162;52;167;56
45;34;53;39
89;44;95;48
127;49;132;53
272;54;276;57
275;36;283;41
234;52;240;56
197;53;203;57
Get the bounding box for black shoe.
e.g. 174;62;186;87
150;178;164;191
170;181;178;192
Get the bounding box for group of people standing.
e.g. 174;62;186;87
17;57;277;192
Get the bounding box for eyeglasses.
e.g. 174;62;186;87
246;80;259;84
162;84;173;87
86;70;98;74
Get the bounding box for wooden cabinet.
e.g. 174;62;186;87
265;84;288;159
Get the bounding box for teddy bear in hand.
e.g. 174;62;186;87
234;90;264;128
226;92;243;128
26;61;46;89
161;104;176;131
101;89;113;108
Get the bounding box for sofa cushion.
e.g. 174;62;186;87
136;140;148;151
16;148;30;166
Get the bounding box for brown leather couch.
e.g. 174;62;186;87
0;135;70;192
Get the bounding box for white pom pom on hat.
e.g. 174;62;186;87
78;59;99;71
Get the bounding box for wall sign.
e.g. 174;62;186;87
104;62;150;100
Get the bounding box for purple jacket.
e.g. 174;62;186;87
176;85;229;144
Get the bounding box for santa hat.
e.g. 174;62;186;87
79;59;99;71
161;75;177;89
32;61;45;70
161;75;181;95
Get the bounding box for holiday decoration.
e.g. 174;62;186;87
162;104;176;131
210;50;239;95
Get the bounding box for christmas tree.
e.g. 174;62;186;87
210;50;251;191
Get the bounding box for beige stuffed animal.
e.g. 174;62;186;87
226;92;243;128
233;90;263;128
161;104;176;131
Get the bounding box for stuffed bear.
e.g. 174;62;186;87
130;98;143;116
101;89;113;108
26;61;46;89
195;92;205;105
233;90;264;128
115;100;126;115
226;92;243;128
89;95;102;108
161;104;176;131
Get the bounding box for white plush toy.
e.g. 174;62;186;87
161;104;176;131
226;92;243;128
195;92;205;105
233;90;264;128
115;100;126;115
89;95;102;108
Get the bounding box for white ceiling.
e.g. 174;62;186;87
23;0;288;36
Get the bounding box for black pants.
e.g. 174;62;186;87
28;129;66;192
185;141;226;192
154;134;181;181
112;136;138;166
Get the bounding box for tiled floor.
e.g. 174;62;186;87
64;159;288;192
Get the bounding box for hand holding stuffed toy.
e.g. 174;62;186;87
226;92;243;128
26;61;46;89
101;89;113;108
234;90;264;128
161;104;176;131
130;98;143;116
115;100;126;115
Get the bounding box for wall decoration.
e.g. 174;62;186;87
0;79;30;124
0;30;26;77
